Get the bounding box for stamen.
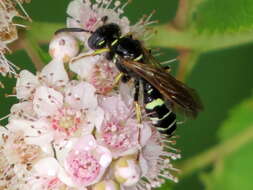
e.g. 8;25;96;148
160;58;178;65
0;114;10;121
105;0;113;9
4;93;17;98
13;23;27;28
121;0;131;11
0;82;5;88
145;10;156;23
14;0;32;22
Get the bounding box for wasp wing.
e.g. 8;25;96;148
142;48;161;68
120;58;203;118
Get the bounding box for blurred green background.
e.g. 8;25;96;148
1;0;253;189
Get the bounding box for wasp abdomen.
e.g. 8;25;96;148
143;81;177;135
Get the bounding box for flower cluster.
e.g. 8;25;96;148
0;0;31;82
0;0;180;190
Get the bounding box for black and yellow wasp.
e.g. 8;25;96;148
55;18;203;136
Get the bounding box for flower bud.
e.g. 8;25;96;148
114;155;141;187
49;32;79;63
92;180;120;190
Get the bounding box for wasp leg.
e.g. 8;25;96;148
112;72;124;88
71;48;110;63
135;102;142;124
134;80;142;123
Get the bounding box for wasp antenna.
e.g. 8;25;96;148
54;27;93;35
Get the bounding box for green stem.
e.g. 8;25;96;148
148;25;253;52
179;125;253;176
172;0;189;29
172;0;203;29
12;22;253;55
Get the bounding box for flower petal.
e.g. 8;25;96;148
34;157;60;177
6;119;54;155
16;70;40;100
140;124;152;146
33;86;63;117
40;60;69;87
65;82;97;110
58;165;76;187
100;96;129;119
86;107;104;131
9;101;35;121
69;53;100;80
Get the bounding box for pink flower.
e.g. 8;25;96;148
66;151;101;186
16;60;69;101
65;135;112;186
33;135;112;188
66;0;155;47
31;82;103;138
96;95;151;158
138;128;181;189
66;0;130;44
70;52;119;95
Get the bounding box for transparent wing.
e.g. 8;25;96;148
121;58;203;118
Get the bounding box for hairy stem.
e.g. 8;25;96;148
179;125;253;176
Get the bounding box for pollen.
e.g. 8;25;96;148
51;108;82;135
59;115;75;129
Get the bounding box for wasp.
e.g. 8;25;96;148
55;17;203;136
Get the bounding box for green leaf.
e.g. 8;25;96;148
201;96;253;190
192;0;253;33
218;98;253;140
152;0;253;53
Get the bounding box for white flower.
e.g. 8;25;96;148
138;129;181;189
0;0;31;78
30;82;103;139
0;127;43;189
66;0;130;45
0;1;181;188
39;60;69;87
12;77;103;143
6;119;54;155
0;46;18;77
70;51;119;94
66;0;155;46
16;60;69;100
96;95;151;159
